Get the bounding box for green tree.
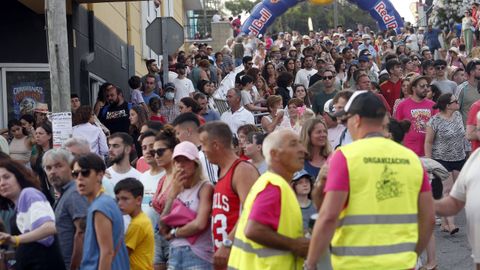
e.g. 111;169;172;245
225;0;261;16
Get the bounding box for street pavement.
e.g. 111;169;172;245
420;210;474;270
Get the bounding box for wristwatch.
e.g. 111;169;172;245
222;238;233;248
169;228;177;238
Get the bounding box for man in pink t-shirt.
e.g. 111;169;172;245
466;99;480;152
395;76;437;156
244;129;309;261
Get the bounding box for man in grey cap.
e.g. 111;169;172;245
159;82;180;123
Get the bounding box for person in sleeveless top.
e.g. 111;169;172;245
261;95;285;133
73;153;129;270
198;122;259;269
160;141;214;270
151;126;179;269
8;119;32;166
0;160;66;270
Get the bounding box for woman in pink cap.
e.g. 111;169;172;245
160;141;214;269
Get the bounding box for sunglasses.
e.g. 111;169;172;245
72;168;91;178
417;84;429;88
435;66;446;71
151;148;168;157
323;76;334;80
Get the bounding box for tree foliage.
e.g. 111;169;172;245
269;1;378;33
225;0;261;16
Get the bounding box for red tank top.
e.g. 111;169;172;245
212;159;243;250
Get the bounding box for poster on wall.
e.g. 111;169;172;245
12;83;46;118
6;71;51;120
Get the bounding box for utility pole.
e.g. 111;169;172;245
45;0;71;113
333;0;339;28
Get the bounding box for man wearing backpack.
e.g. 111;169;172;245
98;84;132;134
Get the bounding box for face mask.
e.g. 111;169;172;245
165;92;175;100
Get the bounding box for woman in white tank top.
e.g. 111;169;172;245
8;120;32;165
160;141;214;270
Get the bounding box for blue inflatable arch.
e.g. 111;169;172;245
241;0;404;36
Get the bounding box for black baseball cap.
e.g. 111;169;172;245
164;82;175;91
333;90;386;119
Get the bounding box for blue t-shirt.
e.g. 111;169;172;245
142;92;161;106
202;109;220;122
304;160;320;180
81;194;130;270
425;28;442;50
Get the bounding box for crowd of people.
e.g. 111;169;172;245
1;3;480;270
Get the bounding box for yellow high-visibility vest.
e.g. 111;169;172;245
228;171;304;270
332;137;423;270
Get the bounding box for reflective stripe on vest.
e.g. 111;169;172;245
332;242;417;256
338;214;418;227
232;237;289;258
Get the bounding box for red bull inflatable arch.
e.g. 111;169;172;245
241;0;404;36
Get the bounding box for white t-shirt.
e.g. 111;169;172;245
450;149;480;262
105;166;142;186
220;106;255;135
328;125;346;149
294;68;317;88
104;166;142;233
173;77;195;104
140;169;165;227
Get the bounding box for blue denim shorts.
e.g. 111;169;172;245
154;233;170;265
167;246;212;270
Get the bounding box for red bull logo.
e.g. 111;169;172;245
248;8;273;36
374;2;398;29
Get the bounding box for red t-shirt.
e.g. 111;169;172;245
248;184;281;231
467;100;480;151
212;159;243;250
150;115;167;124
135;156;149;173
375;93;392;114
380;79;403;113
394;98;437;156
324;150;431;194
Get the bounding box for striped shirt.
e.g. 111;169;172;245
17;187;55;246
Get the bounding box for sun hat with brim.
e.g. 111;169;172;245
420;46;431;54
448;47;460;55
292;169;312;182
408;75;431;95
172;141;199;161
333;90;386;119
34;102;49;113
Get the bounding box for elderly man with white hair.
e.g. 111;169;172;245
42;148;88;270
228;129;309;270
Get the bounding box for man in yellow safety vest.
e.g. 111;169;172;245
228;129;310;270
305;90;435;270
